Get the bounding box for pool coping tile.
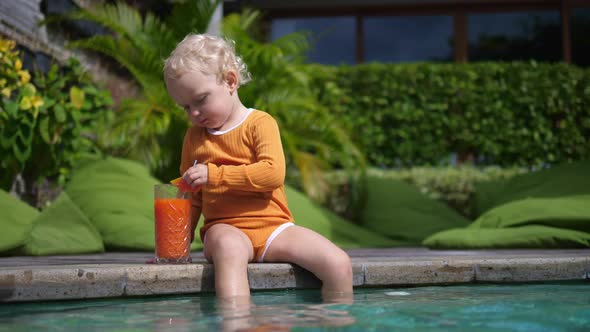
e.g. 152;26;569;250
1;248;589;302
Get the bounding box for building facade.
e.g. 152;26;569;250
230;0;590;66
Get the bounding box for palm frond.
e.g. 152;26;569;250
294;151;331;202
68;36;159;94
57;3;141;41
167;0;222;39
221;8;259;36
55;0;220;181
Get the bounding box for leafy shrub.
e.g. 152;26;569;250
1;38;43;180
306;62;590;168
32;58;114;185
57;4;367;213
0;36;114;207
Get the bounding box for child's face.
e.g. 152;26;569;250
166;70;235;130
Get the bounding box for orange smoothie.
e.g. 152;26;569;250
154;198;192;262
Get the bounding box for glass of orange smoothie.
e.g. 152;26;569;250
154;184;192;264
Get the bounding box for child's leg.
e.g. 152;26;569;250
204;223;254;298
217;294;255;331
262;225;353;300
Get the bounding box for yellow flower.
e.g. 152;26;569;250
0;79;6;87
20;96;32;110
31;95;44;109
15;59;22;71
18;70;30;84
0;39;15;52
1;87;10;98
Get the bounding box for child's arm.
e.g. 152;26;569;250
180;132;203;242
208;113;285;192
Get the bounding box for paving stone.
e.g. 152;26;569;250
248;264;318;289
474;257;590;282
362;260;475;286
0;266;127;302
125;265;207;296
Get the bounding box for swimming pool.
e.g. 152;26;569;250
0;282;588;331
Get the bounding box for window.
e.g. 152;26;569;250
271;17;355;65
468;11;561;62
364;16;453;63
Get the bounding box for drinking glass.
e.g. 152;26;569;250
154;184;192;263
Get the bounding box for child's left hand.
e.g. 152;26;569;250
183;163;208;189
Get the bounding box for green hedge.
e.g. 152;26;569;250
304;62;590;168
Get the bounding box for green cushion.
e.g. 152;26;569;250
472;195;590;232
474;160;590;216
423;226;590;249
285;186;397;248
65;157;154;250
360;176;470;245
424;195;590;248
65;157;203;251
0;190;39;253
24;192;104;255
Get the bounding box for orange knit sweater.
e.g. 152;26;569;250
180;110;294;242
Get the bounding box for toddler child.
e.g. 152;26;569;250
163;34;352;301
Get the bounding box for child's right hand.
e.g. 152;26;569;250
183;163;208;189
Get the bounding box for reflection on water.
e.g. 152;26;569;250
214;292;355;331
0;290;356;332
0;283;588;331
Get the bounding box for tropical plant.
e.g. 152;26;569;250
55;2;366;217
50;0;222;180
222;10;367;216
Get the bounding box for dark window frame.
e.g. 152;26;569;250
262;0;590;64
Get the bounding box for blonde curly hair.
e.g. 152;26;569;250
163;34;251;86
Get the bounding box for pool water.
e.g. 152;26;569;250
1;282;588;331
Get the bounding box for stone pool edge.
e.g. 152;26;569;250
1;256;589;303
